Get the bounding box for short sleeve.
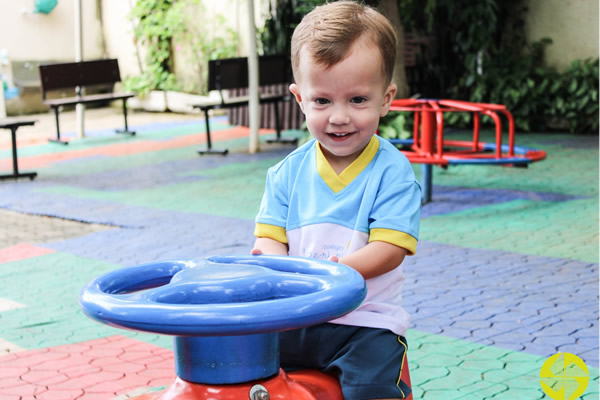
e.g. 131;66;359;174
368;178;421;255
254;163;289;242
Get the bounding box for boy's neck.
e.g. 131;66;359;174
318;139;372;175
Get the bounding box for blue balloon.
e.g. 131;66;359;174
34;0;58;14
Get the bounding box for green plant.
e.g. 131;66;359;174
125;0;183;95
378;113;412;140
125;0;238;96
540;58;599;133
445;37;553;132
260;0;326;56
172;5;238;94
397;0;599;134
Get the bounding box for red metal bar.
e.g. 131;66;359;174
413;111;420;149
482;110;502;158
399;151;449;166
525;150;547;162
499;109;515;156
471;102;506;111
442;139;486;151
472;112;480;151
387;98;545;171
438;99;485;113
391;98;422;108
419;104;435;157
428;100;444;158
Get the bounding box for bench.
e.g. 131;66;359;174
191;54;297;155
38;59;135;144
0;117;37;181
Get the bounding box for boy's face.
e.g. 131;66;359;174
290;36;397;169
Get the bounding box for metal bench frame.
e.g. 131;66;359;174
39;59;135;144
192;55;296;155
0;118;37;181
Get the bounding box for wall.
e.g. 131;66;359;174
0;1;103;64
524;0;599;70
99;0;142;79
101;0;268;94
0;1;104;114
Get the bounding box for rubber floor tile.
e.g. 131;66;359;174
0;243;55;263
0;335;174;399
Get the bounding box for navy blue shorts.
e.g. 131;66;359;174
280;323;411;399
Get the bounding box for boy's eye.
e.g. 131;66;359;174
350;96;367;104
315;98;330;105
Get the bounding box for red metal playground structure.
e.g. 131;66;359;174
387;99;547;203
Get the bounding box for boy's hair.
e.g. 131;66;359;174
290;1;397;84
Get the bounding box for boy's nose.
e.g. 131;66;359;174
328;106;351;125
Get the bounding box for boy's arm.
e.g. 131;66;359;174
252;237;289;256
337;240;407;280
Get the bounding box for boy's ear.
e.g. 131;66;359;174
289;83;305;113
379;83;398;117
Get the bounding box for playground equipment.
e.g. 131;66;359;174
80;255;413;399
388;99;547;203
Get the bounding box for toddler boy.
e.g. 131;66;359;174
253;1;421;399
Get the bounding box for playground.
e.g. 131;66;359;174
0;107;598;399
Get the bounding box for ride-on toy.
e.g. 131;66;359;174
387;98;547;203
80;255;414;399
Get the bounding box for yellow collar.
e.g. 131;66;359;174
316;136;379;193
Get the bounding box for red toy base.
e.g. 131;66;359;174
130;369;343;400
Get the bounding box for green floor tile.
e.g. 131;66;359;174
420;198;598;262
406;329;599;399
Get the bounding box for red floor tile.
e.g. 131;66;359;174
0;335;175;399
0;244;55;264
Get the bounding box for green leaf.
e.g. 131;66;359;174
568;79;578;94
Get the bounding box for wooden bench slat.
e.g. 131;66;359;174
193;93;289;110
43;93;135;107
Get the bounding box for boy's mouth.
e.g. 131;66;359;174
328;131;355;138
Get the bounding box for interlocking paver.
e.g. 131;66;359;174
0;115;597;399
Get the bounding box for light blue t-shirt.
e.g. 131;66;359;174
255;135;421;335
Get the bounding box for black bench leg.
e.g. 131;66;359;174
115;98;136;136
48;107;69;145
266;101;297;145
197;109;228;155
0;127;37;181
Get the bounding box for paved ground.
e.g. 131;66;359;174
0;107;597;399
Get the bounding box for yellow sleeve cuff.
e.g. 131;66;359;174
254;223;288;244
369;228;417;255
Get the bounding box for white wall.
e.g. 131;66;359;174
203;0;269;58
100;0;142;78
0;1;104;114
524;0;599;70
0;1;103;63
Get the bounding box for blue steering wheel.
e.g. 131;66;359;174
79;255;367;337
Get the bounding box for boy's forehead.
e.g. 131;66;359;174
296;35;385;77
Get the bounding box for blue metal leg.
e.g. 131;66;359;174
421;164;432;204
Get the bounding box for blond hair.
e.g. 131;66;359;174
291;1;397;84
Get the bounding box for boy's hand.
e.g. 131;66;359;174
252;237;289;256
328;255;339;263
